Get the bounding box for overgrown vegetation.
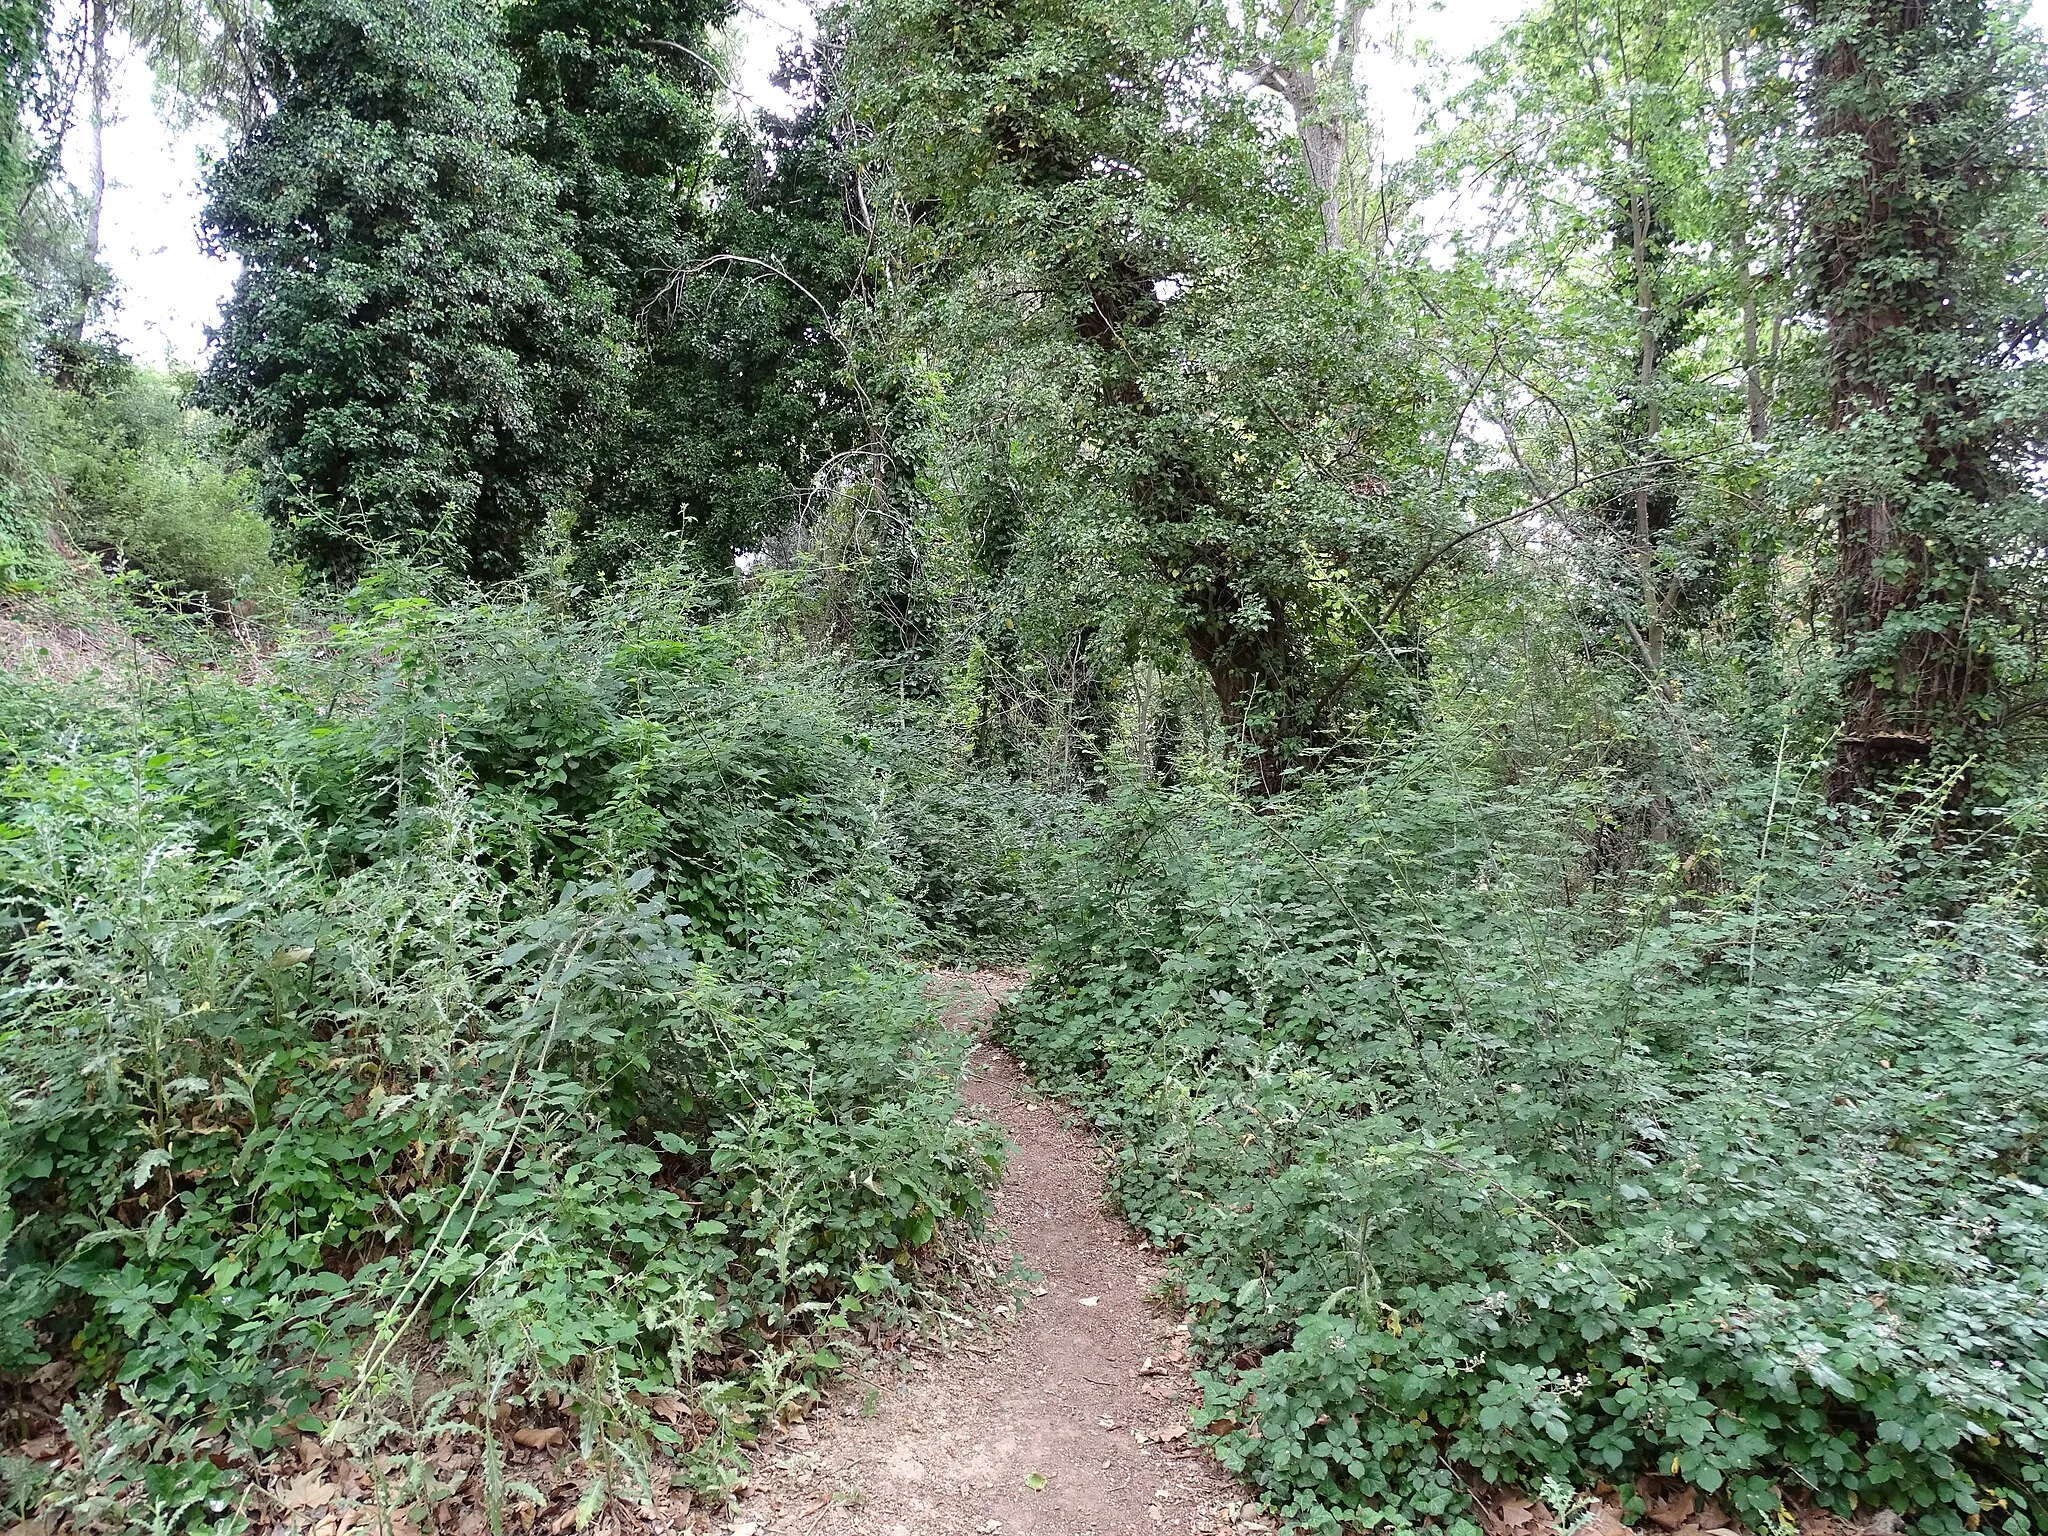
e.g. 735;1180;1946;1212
1002;701;2048;1533
0;575;1018;1524
29;364;277;608
6;0;2048;1530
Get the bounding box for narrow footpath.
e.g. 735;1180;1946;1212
721;971;1266;1536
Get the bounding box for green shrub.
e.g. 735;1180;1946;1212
0;580;1001;1501
30;366;280;609
873;727;1076;961
1001;761;2048;1536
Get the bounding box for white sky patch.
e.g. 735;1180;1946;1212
69;39;233;367
725;0;813;117
1357;0;1527;164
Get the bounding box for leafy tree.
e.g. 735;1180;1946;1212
838;0;1445;792
1434;0;1796;678
501;0;749;580
202;0;623;581
0;0;52;574
130;0;270;130
1240;0;1372;252
0;0;47;296
14;0;265;375
1795;0;2048;798
575;55;868;581
501;0;725;313
203;0;808;585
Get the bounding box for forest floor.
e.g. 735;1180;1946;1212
719;969;1262;1536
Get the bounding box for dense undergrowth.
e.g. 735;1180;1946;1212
6;3;2048;1535
0;571;1041;1528
1002;732;2048;1536
6;362;281;611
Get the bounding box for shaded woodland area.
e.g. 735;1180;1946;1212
1;0;2046;1532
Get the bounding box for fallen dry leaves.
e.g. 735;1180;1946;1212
275;1472;342;1512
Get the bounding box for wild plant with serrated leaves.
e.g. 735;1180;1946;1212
1001;748;2048;1536
0;577;1004;1528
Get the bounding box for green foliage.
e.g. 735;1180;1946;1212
29;364;280;608
0;0;57;589
1430;0;1789;674
504;0;812;582
1001;736;2048;1534
14;5;2048;1536
199;0;852;590
577;70;867;582
1794;0;2048;794
836;0;1449;791
201;0;626;582
870;723;1074;960
0;576;1001;1498
501;0;727;307
0;0;37;143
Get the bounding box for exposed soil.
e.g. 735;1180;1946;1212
0;611;157;683
720;970;1265;1536
0;970;1264;1536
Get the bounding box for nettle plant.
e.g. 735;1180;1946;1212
1001;758;2048;1536
0;582;1004;1513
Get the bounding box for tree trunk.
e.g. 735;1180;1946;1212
1805;0;2000;801
1257;0;1367;253
1741;281;1767;444
77;0;110;343
1181;569;1294;797
1737;241;1784;678
1075;265;1309;795
1817;5;1924;792
87;0;107;248
1628;184;1667;673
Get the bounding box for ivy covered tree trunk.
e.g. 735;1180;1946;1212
202;0;624;581
1801;0;2046;800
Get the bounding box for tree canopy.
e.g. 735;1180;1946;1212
201;0;623;578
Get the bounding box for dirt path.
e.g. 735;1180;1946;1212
721;971;1267;1536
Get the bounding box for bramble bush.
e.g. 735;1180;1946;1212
873;731;1073;963
0;572;1005;1516
1000;748;2048;1536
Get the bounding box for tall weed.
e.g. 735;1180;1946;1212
0;578;1003;1518
1002;754;2048;1535
25;366;280;610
